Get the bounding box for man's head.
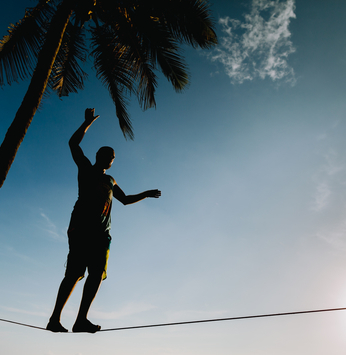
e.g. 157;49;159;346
96;146;115;170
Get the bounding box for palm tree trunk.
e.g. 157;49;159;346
0;0;76;188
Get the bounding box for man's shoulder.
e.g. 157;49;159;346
105;174;115;185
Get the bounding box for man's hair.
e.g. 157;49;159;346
96;146;115;161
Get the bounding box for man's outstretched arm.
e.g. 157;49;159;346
69;108;99;166
113;185;161;205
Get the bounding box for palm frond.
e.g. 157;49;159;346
149;0;218;49
94;5;158;110
156;47;189;91
127;6;189;92
124;33;158;111
135;58;158;111
71;0;98;27
49;23;88;97
91;25;135;139
108;81;134;140
0;1;56;86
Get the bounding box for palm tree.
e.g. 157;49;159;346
0;0;217;188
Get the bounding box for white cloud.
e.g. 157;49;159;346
1;305;47;318
311;182;331;212
311;149;346;212
315;219;346;250
90;302;156;320
323;149;345;176
39;211;66;242
1;245;40;265
210;0;296;84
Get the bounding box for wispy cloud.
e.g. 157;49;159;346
1;305;48;318
39;211;66;242
311;182;331;212
209;0;296;84
315;219;346;251
0;245;40;265
90;302;156;320
311;149;346;212
322;149;345;176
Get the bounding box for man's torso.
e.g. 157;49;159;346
69;162;115;236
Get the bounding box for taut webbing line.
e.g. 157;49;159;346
99;307;346;332
1;307;346;332
0;318;46;331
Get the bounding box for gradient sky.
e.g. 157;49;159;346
1;1;346;354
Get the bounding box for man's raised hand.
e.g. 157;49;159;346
146;189;161;198
85;108;100;125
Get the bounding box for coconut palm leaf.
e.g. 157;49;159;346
151;0;217;49
70;0;98;27
0;1;56;86
107;80;134;140
91;24;135;139
116;23;158;111
128;7;189;91
156;46;189;91
49;22;88;97
95;4;158;111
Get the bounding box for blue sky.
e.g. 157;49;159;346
1;0;346;354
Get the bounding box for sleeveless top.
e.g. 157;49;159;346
68;161;115;237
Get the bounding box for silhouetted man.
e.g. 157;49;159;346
46;108;161;333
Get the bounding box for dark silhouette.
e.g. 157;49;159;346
0;0;217;188
46;108;161;333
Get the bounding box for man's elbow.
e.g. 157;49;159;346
69;137;80;150
122;196;133;205
116;197;129;205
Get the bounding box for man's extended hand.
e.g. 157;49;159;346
85;108;100;125
146;189;161;198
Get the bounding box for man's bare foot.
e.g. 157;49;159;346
72;319;101;333
46;319;68;333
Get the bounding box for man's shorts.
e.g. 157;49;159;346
65;229;111;281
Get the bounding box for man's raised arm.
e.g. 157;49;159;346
69;108;99;166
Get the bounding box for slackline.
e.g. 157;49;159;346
1;307;346;332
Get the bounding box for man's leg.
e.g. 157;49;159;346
46;274;80;332
72;271;103;333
